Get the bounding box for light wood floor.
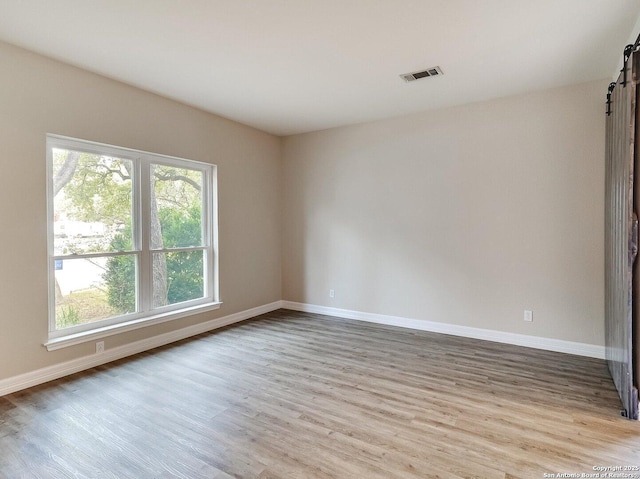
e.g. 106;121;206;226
1;309;639;478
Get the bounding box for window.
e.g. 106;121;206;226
46;135;218;348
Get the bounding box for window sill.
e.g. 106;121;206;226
44;302;222;351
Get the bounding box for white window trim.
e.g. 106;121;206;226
44;302;222;351
45;134;219;350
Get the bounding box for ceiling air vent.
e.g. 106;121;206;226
400;66;444;82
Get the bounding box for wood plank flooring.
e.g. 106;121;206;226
1;309;639;478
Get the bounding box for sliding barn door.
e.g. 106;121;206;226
605;52;639;420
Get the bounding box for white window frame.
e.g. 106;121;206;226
45;134;220;351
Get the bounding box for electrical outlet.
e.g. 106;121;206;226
524;310;533;322
329;289;335;298
96;341;105;354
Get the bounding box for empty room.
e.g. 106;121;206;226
1;1;640;477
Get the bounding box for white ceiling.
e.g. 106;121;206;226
0;0;638;136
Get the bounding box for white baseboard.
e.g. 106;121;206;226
281;301;605;359
0;301;283;397
0;300;606;397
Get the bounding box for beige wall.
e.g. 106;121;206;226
0;36;609;383
282;79;606;346
0;41;282;379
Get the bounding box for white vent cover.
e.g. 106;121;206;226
400;66;444;82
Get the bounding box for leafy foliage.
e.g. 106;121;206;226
103;232;136;314
56;306;81;329
55;150;205;322
55;152;133;227
159;205;204;305
104;205;204;313
159;204;202;248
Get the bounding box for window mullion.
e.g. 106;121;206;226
203;168;213;300
139;156;151;314
46;139;56;333
209;166;218;302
